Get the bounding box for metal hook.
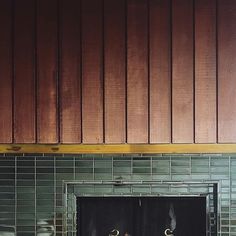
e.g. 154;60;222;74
164;228;174;236
109;229;120;236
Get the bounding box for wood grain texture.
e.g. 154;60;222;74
149;0;171;143
60;0;81;143
195;0;216;143
14;0;35;143
104;0;126;143
218;0;236;142
0;0;12;143
82;0;103;143
127;0;148;143
37;0;58;143
172;0;194;143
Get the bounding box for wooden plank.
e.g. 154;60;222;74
195;0;216;143
3;143;236;154
37;0;58;143
60;0;81;143
104;0;126;143
82;0;103;143
127;0;148;143
0;0;12;143
218;0;236;142
172;0;194;143
14;0;36;143
149;0;171;143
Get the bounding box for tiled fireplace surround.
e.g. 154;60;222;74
0;153;236;236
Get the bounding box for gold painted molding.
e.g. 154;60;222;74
1;144;236;154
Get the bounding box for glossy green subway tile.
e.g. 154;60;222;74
0;200;15;206
114;166;131;173
0;168;15;174
94;161;112;169
221;227;229;232
133;160;150;167
17;160;34;167
75;167;93;173
0;160;15;166
36;205;54;212
171;166;190;174
17;232;35;236
0;205;15;212
171;159;190;166
36;160;54;167
37;186;55;193
133;167;151;174
191;166;209;173
94;173;112;180
17;226;35;232
131;174;152;181
75;173;93;180
56;173;74;181
56;160;73;167
0;225;15;232
0;218;15;225
113;174;132;180
211;166;229;173
171;174;192;181
36;193;54;200
17;200;35;207
113;160;131;167
152;174;171;181
17;213;35;219
36;180;54;186
16;218;35;226
17;187;35;194
17;174;35;180
36;168;54;173
37;199;54;207
17;180;35;186
36;174;54;180
17;193;35;200
75;160;93;168
56;168;73;173
0;174;15;180
0;193;15;200
113;186;132;194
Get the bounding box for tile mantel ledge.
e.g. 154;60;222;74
0;144;236;154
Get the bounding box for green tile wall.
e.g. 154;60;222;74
0;154;235;235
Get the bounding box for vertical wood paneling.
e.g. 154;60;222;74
195;0;216;143
127;0;148;143
82;0;103;143
0;0;12;143
37;0;58;143
149;0;171;143
104;0;126;143
60;0;81;143
172;0;194;143
14;0;35;143
218;0;236;142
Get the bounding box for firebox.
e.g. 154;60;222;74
64;181;218;236
77;196;206;236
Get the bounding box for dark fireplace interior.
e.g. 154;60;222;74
77;196;207;236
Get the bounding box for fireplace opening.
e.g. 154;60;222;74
77;196;207;236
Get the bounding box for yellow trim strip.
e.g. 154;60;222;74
0;144;236;154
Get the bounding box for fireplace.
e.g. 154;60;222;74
77;196;206;236
64;180;218;236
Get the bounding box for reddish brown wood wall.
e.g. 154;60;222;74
0;0;235;144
